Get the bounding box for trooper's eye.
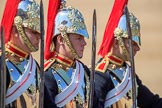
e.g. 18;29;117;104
132;41;137;46
77;37;83;41
77;37;81;40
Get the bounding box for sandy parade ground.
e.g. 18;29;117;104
1;0;162;98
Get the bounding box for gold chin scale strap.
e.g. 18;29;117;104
14;16;37;52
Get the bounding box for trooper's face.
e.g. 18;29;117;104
67;33;87;59
123;38;140;57
23;28;40;51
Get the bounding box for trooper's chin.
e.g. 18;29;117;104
74;54;81;59
78;54;83;59
125;57;131;63
78;56;82;59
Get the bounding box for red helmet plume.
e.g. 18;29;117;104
98;0;128;57
44;0;61;60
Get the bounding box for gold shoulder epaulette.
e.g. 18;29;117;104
44;58;56;71
95;57;110;73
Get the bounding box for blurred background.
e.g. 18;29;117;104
1;0;162;96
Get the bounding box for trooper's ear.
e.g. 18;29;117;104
113;38;119;48
57;35;64;44
11;26;19;37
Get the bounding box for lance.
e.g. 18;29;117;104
124;6;137;108
88;9;97;108
0;26;6;108
39;0;45;108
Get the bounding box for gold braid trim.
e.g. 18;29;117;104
5;42;29;58
14;16;37;52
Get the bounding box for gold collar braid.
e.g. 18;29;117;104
5;42;29;59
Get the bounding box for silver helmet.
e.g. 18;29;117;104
14;0;40;33
114;13;141;46
54;6;89;38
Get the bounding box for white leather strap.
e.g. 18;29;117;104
55;61;84;107
5;55;36;105
104;65;132;107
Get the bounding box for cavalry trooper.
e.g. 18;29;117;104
94;0;162;108
44;0;91;108
1;0;40;107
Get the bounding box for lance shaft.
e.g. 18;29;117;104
0;26;6;108
39;0;45;108
88;9;97;108
125;6;137;108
